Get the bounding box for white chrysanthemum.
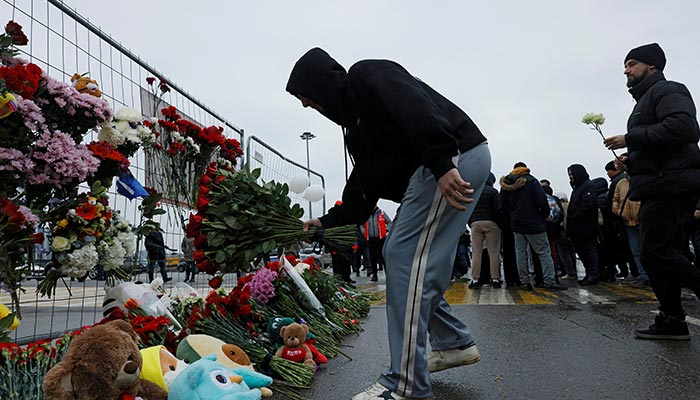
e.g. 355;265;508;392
191;143;200;153
114;120;142;144
114;107;142;122
98;123;125;146
97;239;127;271
118;230;136;257
59;244;99;277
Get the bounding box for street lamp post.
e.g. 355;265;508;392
300;131;316;218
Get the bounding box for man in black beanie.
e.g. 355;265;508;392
605;43;700;340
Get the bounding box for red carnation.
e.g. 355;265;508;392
193;250;207;263
197;259;216;274
5;21;28;45
193;234;208;248
199;174;212;186
196;194;210;211
208;276;223;289
30;232;44;244
146;77;156;85
159;80;171;93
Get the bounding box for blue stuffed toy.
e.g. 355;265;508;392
168;354;273;400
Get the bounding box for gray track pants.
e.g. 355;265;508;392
378;142;491;398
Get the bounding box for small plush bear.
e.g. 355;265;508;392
274;322;316;368
42;319;167;400
70;73;102;98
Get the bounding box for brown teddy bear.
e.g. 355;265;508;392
274;322;316;368
42;320;167;400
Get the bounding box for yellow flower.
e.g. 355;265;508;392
51;236;72;252
58;219;69;228
0;303;20;331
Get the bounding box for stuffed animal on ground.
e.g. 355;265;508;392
71;72;102;97
168;354;273;400
140;345;188;393
177;334;272;397
274;322;316;368
42;319;167;400
267;317;327;365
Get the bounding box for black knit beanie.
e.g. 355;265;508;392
625;43;666;71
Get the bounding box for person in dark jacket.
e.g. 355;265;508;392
605;43;700;340
499;162;567;291
601;161;634;280
467;172;502;288
287;48;490;400
145;229;173;283
567;164;600;285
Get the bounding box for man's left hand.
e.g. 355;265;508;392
438;168;474;211
604;135;627;150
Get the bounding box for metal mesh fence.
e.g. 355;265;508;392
0;0;321;344
247;135;327;219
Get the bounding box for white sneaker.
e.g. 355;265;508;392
428;344;481;373
352;383;410;400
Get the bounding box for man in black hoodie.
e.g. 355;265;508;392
604;43;700;340
287;48;491;400
566;164;600;285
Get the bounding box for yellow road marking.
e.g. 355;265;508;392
516;290;555;305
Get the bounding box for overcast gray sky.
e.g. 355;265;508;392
68;0;700;218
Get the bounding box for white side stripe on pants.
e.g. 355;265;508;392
398;188;447;396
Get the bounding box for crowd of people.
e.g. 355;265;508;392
450;159;655;292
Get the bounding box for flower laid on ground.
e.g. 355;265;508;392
0;326;88;399
186;165;355;276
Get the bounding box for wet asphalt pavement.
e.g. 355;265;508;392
301;301;700;400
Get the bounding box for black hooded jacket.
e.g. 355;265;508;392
624;71;700;200
566;164;599;238
286;48;487;228
499;171;549;234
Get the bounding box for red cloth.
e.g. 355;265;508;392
280;346;307;363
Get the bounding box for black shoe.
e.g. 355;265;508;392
534;282;545;288
370;274;378;282
491;279;502;289
520;283;534;291
164;277;172;283
578;277;598;286
634;313;690;340
544;282;568;291
468;281;481;289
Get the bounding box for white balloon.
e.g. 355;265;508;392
288;174;310;194
303;184;325;202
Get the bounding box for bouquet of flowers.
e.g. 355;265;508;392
143;77;243;210
98;106;155;158
0;197;42;314
187;165;355;276
38;183;130;297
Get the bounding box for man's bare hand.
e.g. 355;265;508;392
438;168;474;211
303;218;322;232
604;135;627;150
614;155;628;171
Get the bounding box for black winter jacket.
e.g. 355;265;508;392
566;165;598;238
499;173;549;234
625;72;700;200
468;186;500;226
286;48;487;228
